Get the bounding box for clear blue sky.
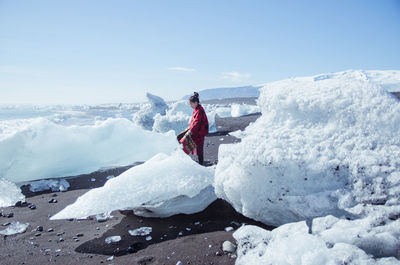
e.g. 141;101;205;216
1;0;399;104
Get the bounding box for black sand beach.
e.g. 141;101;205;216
0;110;270;265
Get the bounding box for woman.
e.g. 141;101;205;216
177;92;209;165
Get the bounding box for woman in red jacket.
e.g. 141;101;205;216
178;92;209;165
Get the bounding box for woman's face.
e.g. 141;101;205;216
189;101;198;109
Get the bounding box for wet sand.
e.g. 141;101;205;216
0;111;269;265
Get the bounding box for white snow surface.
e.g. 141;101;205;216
215;70;400;226
0;179;25;207
0;221;29;236
50;150;216;220
234;222;400;265
0;118;177;183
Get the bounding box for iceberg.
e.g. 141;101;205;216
215;70;400;226
51;150;216;220
0;179;25;207
133;93;168;130
0;118;178;183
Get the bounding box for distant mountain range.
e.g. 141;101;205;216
181;70;400;101
181;85;261;100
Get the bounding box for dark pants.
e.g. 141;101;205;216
197;144;204;165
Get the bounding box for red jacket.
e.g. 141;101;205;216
189;104;209;146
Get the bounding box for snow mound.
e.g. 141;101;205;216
29;179;70;192
0;179;25;207
215;70;400;226
133;93;168;130
234;222;400;265
0;221;29;236
0;118;177;183
50;150;216;220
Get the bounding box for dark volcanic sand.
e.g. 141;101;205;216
0;110;269;265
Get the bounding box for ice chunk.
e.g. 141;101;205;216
133;93;168;130
234;224;400;265
105;236;121;244
215;70;400;226
152;112;190;134
128;227;152;236
0;118;177;182
0;221;29;235
51;150;216;220
0;179;25;207
29;179;70;193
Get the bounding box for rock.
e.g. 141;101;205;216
222;241;236;253
59;238;64;242
52;194;57;197
35;233;41;237
28;204;36;210
2;222;10;226
47;228;54;232
15;201;26;207
126;246;134;253
36;226;43;232
56;232;64;236
6;213;14;218
176;261;183;265
48;199;57;203
76;233;84;237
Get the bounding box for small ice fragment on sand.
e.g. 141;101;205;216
105;235;121;244
222;241;236;253
0;221;29;235
128;226;152;236
219;138;224;141
225;226;234;232
107;256;114;261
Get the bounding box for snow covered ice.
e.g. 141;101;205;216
234;222;400;265
0;118;177;183
0;179;25;207
51;150;216;220
212;70;400;263
215;70;400;226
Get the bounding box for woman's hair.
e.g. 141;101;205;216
189;92;200;103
